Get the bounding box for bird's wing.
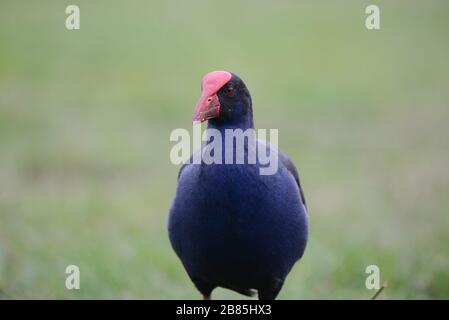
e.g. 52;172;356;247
177;155;193;181
279;151;307;210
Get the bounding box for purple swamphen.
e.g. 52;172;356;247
168;71;308;300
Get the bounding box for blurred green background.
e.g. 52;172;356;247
1;0;449;299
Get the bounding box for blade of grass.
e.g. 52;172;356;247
370;282;388;300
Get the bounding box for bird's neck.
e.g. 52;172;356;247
207;116;254;132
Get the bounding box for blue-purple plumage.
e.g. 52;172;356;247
168;72;308;299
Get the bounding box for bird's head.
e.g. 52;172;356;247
193;71;253;128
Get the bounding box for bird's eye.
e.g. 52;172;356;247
225;86;234;97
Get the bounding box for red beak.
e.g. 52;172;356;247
192;71;232;123
192;93;220;122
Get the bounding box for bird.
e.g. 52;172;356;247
168;71;308;300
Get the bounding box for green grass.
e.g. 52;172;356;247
1;0;449;299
